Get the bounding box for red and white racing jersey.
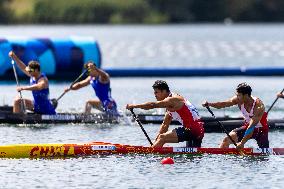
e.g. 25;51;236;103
240;96;268;131
167;96;203;137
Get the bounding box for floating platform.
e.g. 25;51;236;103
0;37;101;80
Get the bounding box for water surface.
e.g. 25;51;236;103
0;25;284;188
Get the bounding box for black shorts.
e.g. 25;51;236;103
174;127;203;147
234;126;269;148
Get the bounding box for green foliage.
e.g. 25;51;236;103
4;0;284;24
32;0;162;24
147;0;194;22
143;11;169;24
0;0;13;24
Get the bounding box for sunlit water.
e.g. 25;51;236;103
0;25;284;188
1;77;284;188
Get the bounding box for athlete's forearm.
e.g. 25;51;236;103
240;123;257;145
240;129;253;146
207;102;231;109
158;123;169;134
155;123;169;141
13;55;27;72
132;102;156;110
71;82;85;90
22;84;44;91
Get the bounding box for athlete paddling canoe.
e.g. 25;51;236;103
126;80;204;148
203;82;269;150
65;61;118;115
9;51;56;115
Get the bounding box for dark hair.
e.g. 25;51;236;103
84;60;96;69
28;61;40;71
152;80;170;92
236;82;252;96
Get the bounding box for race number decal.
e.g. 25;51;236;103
91;145;116;151
173;147;197;153
253;148;273;154
42;114;76;120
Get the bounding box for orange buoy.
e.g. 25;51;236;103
161;157;174;164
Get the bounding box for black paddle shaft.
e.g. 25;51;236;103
11;60;26;113
57;70;87;101
267;88;284;114
51;70;87;108
130;108;153;146
206;106;238;147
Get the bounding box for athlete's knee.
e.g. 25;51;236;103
14;97;21;104
222;136;232;144
85;101;93;108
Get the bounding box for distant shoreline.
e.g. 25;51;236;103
2;0;284;24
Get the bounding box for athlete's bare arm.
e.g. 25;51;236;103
69;76;91;90
126;97;179;110
154;113;173;141
17;77;48;91
238;101;265;148
96;68;110;84
9;51;30;77
203;96;239;109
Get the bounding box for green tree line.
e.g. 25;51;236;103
1;0;284;24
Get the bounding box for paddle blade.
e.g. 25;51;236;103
51;98;58;109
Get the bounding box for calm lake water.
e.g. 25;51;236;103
0;25;284;189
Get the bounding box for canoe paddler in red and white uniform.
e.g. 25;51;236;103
126;80;204;148
202;82;269;150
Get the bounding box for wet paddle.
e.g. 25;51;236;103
11;60;26;113
205;106;239;148
267;88;284;114
51;70;87;109
130;108;153;145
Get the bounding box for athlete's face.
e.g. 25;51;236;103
236;92;248;103
86;63;99;77
27;67;40;77
154;89;168;101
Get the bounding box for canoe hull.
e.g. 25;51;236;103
0;112;119;124
0;142;283;159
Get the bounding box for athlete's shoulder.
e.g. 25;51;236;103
231;95;239;103
167;95;183;103
38;74;48;82
255;98;265;110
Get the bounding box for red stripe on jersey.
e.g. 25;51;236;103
175;104;201;131
259;112;269;131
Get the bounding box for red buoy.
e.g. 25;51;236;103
161;157;174;164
